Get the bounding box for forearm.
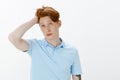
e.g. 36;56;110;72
9;17;37;39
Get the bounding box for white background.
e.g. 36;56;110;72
0;0;120;80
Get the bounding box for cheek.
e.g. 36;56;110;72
52;29;59;34
55;27;59;31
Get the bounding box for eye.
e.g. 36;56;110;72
41;25;45;27
49;22;53;25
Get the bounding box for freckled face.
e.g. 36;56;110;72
39;16;61;40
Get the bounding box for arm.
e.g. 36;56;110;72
72;75;81;80
8;17;38;51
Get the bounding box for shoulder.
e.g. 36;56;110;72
26;38;43;46
64;42;78;50
63;42;79;54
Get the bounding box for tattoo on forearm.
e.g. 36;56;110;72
76;75;81;80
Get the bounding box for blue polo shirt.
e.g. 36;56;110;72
27;38;82;80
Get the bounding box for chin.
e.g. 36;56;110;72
45;36;54;40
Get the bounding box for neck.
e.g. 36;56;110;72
46;37;61;47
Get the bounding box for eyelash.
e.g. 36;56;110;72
41;25;45;27
49;22;52;25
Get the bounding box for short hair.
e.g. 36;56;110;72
35;6;60;22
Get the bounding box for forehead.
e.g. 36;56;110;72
39;16;52;23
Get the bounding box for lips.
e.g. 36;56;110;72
46;33;52;36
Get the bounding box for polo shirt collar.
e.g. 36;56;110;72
42;38;65;48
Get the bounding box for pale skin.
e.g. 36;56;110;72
8;16;81;80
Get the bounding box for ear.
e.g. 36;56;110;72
58;20;61;28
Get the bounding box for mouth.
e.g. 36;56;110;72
46;33;52;36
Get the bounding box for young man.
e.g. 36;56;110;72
8;6;82;80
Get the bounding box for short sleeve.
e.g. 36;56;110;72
71;49;82;75
26;39;34;55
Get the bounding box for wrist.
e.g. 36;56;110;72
31;17;38;24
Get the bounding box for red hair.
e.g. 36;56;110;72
35;6;60;22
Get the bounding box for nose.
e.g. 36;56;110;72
46;26;51;32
